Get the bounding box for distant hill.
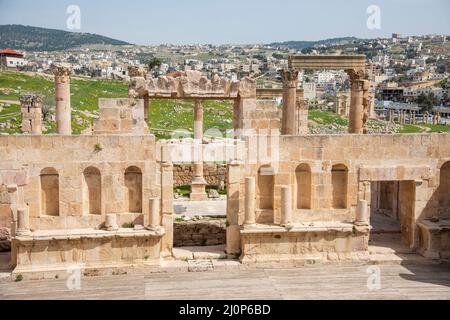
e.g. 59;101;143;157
268;37;359;50
0;24;131;51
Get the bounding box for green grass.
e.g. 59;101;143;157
308;109;348;126
421;124;450;133
399;124;424;134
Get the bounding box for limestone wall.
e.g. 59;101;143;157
173;219;226;247
173;164;227;187
0;135;160;231
230;134;450;226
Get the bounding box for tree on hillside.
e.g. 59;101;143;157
42;96;55;121
417;93;438;113
147;58;162;71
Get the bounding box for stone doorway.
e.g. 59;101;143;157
369;181;417;254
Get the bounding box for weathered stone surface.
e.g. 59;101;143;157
173;164;227;187
174;219;226;247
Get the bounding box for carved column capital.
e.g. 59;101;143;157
19;94;43;107
51;63;72;81
280;69;299;88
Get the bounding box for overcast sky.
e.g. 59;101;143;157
0;0;449;45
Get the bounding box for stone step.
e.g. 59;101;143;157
187;260;214;272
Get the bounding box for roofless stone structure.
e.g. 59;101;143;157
0;55;448;279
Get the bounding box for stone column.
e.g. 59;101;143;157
105;214;119;231
244;177;256;226
147;198;160;230
51;63;72;135
20;94;42;135
347;70;366;134
280;69;299;135
355;200;369;226
144;94;150;126
191;99;207;200
362;82;370;134
296;99;309;135
16;208;30;236
280;186;293;227
160;160;174;256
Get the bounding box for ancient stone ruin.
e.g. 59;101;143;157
0;56;449;278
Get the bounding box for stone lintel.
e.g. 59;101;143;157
289;55;367;71
359;165;432;181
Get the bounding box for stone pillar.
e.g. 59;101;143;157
280;69;299;135
362;81;370;134
51;63;72;135
347;70;366;134
296;98;309;135
160;161;174;256
244;177;256;226
16;208;30;236
280;186;293;227
355;200;369;226
147;198;161;230
227;161;242;256
20;94;42;135
143;94;150;126
105;214;119;231
191;99;207;201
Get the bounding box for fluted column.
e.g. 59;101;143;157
280;69;299;135
51;63;72;135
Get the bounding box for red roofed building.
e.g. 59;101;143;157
0;48;27;69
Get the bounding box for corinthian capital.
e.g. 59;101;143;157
346;69;368;82
51;63;73;78
279;69;299;88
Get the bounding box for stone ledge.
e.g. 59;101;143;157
240;222;370;235
14;227;166;243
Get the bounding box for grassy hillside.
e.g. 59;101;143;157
0;71;448;137
0;24;130;51
0;71;233;137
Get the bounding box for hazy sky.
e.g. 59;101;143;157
0;0;449;45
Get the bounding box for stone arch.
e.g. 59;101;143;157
82;167;101;215
257;166;274;210
331;164;348;209
40;167;59;216
295;164;312;209
439;162;450;216
125;166;143;213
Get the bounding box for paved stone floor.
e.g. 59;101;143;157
1;263;449;300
